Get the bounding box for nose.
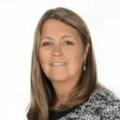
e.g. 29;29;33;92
52;44;63;56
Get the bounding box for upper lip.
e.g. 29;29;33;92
50;61;67;66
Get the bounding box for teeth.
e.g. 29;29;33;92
51;62;66;66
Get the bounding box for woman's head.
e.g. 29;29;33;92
39;19;89;87
27;7;97;120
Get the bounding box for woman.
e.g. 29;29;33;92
27;7;120;120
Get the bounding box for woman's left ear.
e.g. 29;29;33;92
83;43;90;61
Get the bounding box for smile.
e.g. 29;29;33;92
50;62;67;66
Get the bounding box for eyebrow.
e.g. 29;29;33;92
41;35;73;41
41;37;53;41
61;35;73;39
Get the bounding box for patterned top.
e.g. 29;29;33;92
49;86;120;120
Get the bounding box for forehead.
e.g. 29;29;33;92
41;19;80;39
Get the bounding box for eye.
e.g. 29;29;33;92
40;41;53;47
63;40;74;45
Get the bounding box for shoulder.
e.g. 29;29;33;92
90;86;120;119
79;86;120;119
59;86;120;120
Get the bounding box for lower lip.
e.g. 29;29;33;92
50;63;67;67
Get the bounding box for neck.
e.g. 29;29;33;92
52;79;77;107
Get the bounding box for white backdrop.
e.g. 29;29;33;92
0;0;120;120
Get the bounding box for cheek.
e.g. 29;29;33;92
39;50;50;71
39;49;50;62
68;49;84;69
72;54;84;67
67;47;84;62
39;55;50;76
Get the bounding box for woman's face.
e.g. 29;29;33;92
39;19;88;84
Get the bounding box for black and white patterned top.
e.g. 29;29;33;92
49;86;120;120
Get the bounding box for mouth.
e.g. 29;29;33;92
50;62;67;67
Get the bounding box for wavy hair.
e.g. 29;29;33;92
27;7;98;120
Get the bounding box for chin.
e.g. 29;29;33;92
51;76;69;83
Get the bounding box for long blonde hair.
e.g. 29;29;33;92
27;7;98;120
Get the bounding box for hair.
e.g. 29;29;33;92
27;7;98;120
